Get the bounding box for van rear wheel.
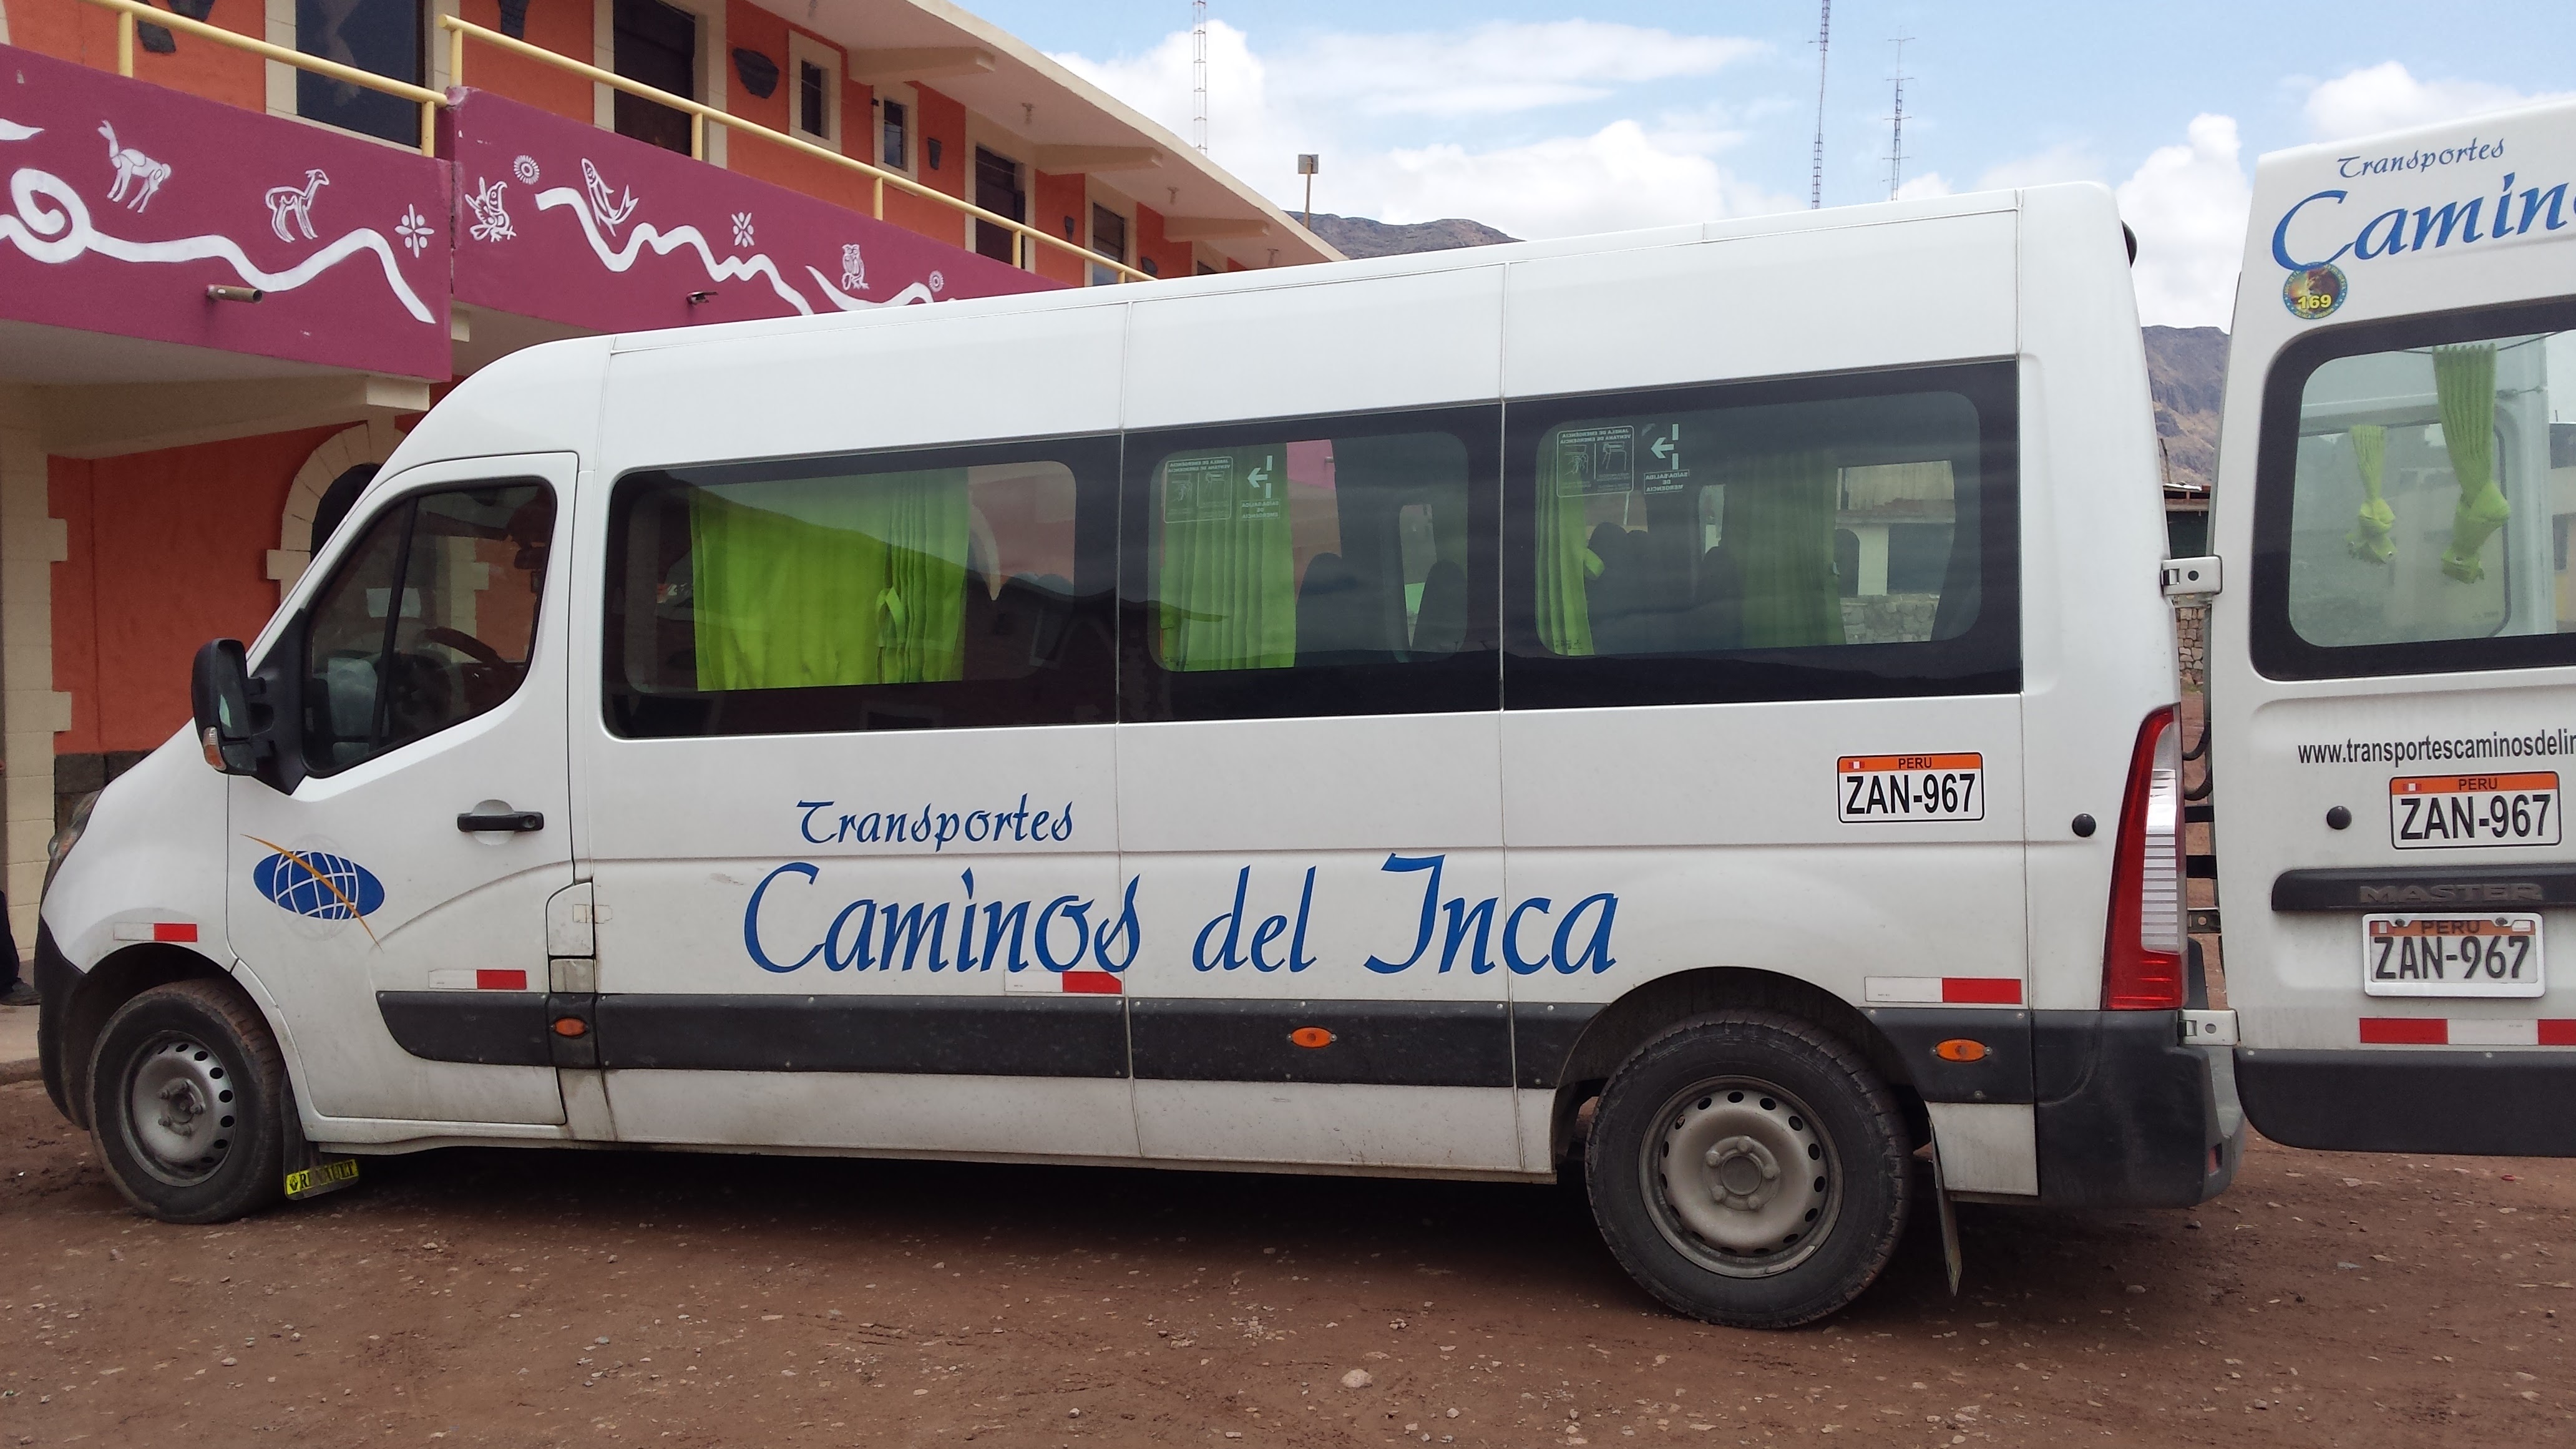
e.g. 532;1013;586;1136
1586;1011;1910;1328
89;981;288;1224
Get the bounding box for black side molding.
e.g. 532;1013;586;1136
377;990;554;1066
595;993;1129;1077
1131;998;1510;1088
2238;1047;2576;1156
2272;863;2576;912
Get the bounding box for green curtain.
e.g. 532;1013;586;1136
2433;344;2506;583
688;469;968;690
1533;432;1599;656
2344;424;2394;564
1727;449;1847;648
1158;447;1297;671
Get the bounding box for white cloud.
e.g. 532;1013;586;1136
1893;173;1953;202
1973;142;2102;191
2115;113;2250;329
2303;62;2573;142
1051;19;1797;241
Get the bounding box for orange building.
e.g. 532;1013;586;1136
0;0;1337;950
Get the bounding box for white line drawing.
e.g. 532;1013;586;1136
265;168;328;241
535;183;807;311
730;211;754;248
928;270;944;293
0;120;41;142
580;159;636;230
1;162;436;323
465;177;515;242
99;121;171;212
511;154;540;185
805;270;934;311
839;242;866;291
394;204;432;258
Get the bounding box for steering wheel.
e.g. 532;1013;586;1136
417;626;509;670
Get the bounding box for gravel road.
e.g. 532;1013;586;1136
5;1075;2570;1447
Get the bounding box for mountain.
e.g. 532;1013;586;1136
1303;213;1518;259
2143;325;2228;494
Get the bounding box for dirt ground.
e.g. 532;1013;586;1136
4;1077;2571;1448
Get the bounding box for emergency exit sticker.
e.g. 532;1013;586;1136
1838;753;1986;822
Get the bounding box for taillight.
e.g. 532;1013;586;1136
2103;706;2185;1010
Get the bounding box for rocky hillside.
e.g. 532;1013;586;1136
1304;213;1518;259
2144;324;2228;493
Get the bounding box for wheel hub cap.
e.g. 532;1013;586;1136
126;1035;237;1184
1646;1078;1838;1276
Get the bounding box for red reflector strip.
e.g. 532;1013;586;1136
476;969;528;991
153;922;198;943
2359;1017;2448;1045
1940;977;2022;1005
2544;1020;2576;1047
1061;972;1122;995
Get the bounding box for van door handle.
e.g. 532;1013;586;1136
457;809;545;833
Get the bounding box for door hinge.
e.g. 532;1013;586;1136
2162;555;2222;599
2180;1009;2238;1046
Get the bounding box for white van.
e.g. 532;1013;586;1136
37;180;2232;1329
2209;101;2576;1156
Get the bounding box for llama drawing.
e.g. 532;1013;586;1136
99;121;171;212
265;169;329;242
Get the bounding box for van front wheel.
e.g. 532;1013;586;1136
89;981;289;1224
1586;1012;1911;1328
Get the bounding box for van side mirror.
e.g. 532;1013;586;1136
190;639;257;775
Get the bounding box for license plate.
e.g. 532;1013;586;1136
2363;914;2545;998
2390;772;2561;849
1838;753;1984;822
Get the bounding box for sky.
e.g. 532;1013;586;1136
960;1;2574;330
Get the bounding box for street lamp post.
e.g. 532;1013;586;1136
1297;153;1318;231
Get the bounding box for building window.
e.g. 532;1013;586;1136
880;98;910;171
295;0;426;146
1089;202;1126;286
788;32;839;147
613;0;697;155
972;147;1023;265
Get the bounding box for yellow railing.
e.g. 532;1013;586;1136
80;0;443;154
64;0;1149;281
436;16;1150;283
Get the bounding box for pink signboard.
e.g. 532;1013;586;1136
446;90;1060;333
0;45;451;380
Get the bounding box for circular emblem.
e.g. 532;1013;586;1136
512;154;540;185
253;847;385;921
2283;263;2346;321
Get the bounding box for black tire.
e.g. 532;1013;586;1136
87;980;289;1224
1586;1010;1910;1329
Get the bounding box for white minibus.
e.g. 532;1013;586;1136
39;178;2233;1330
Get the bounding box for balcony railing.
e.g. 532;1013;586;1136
64;0;1151;281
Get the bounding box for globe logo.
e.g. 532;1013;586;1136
253;849;386;920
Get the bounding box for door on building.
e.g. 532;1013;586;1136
227;454;577;1127
295;0;426;145
613;0;696;154
973;147;1025;265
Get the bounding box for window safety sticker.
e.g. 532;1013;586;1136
1554;426;1635;497
1163;454;1236;523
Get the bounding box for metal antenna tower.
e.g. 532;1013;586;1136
1808;1;1830;208
1885;34;1913;200
1191;0;1209;154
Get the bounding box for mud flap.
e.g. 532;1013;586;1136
278;1078;361;1203
1915;1140;1963;1295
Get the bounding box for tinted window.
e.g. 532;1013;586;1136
606;439;1118;736
1121;407;1501;723
2256;304;2576;678
303;484;555;774
1503;363;2019;709
296;0;422;146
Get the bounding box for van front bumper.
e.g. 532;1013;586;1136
2030;1010;2244;1208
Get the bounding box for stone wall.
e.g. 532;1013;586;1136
2175;602;2208;692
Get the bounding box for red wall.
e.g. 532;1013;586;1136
1032;169;1086;285
1136;205;1191;281
456;0;592;122
51;430;331;755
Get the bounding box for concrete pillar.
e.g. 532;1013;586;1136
0;388;72;960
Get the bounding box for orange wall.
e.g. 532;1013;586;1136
1030;168;1086;285
716;2;878;214
455;0;592;122
50;429;331;756
1135;205;1191;281
11;0;266;109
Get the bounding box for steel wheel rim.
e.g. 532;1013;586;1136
122;1033;238;1186
1638;1075;1841;1279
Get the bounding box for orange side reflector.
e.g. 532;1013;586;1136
1933;1038;1987;1063
1289;1027;1335;1049
552;1017;589;1038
